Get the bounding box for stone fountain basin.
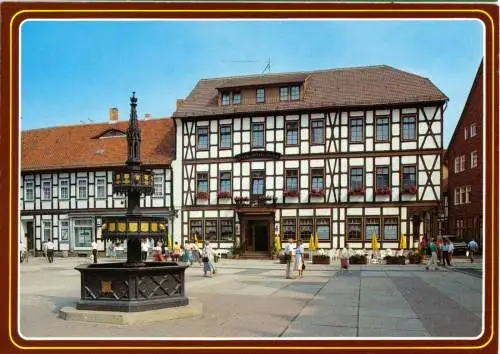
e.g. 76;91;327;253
75;262;189;312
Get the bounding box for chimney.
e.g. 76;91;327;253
109;107;118;124
144;113;152;120
176;99;184;110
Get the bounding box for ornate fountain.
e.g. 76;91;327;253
75;93;188;312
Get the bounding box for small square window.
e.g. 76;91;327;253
279;87;288;101
256;88;265;103
233;92;241;105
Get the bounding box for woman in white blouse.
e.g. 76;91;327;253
294;240;305;278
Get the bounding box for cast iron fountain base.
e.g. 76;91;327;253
75;262;189;312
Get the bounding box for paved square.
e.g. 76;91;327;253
19;257;483;338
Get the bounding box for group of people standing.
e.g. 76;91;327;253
424;237;479;271
283;238;306;279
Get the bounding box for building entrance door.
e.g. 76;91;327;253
246;220;270;252
26;221;34;251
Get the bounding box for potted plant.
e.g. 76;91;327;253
349;254;368;264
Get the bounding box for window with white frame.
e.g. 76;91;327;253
74;219;93;248
279;87;288;101
95;177;107;199
365;217;380;241
60;220;69;242
316;218;330;241
460;187;466;205
471;151;478;168
466;185;472;204
42;220;52;242
383;218;398;241
77;178;88;199
232;92;241;105
375;116;390;141
256;88;265;103
464;127;468;140
454;157;460;173
221;93;230;105
24;180;34;201
470;123;477;137
460;155;466;172
59;179;69;200
153;174;164;197
41;180;52;200
291;86;300;100
454;187;460;205
402;115;417;140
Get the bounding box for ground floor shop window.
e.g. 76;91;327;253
74;219;93;248
347;218;362;240
205;220;218;242
190;220;203;241
299;219;313;242
283;219;297;240
60;220;69;242
220;219;234;241
383;218;398;240
365;218;380;240
316;218;330;241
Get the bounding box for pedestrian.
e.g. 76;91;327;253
153;241;164;262
468;239;478;263
425;238;438;271
441;239;451;267
91;239;98;264
46;239;54;263
141;239;149;261
284;238;294;279
436;237;443;263
448;239;454;265
202;241;214;277
191;240;201;265
173;241;181;262
340;245;350;275
294;239;305;278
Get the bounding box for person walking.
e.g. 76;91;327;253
173;241;181;262
91;239;98;264
468;239;478;263
294;239;305;278
153;241;164;262
202;241;214;277
448;239;454;265
141;239;149;261
284;238;294;279
46;239;54;263
441;239;451;267
425;238;438;271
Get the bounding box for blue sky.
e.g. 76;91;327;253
21;20;483;146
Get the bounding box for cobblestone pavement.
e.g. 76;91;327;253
18;256;483;338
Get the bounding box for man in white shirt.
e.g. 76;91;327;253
141;239;149;261
46;239;54;263
284;238;294;279
91;240;98;264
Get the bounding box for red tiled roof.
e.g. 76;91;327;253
173;65;448;118
21;118;175;172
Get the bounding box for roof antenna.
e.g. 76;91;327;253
262;57;271;74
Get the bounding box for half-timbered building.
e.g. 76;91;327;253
172;65;447;255
20;111;175;255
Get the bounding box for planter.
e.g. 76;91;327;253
312;255;330;264
309;189;326;197
283;190;299;198
349;255;368;264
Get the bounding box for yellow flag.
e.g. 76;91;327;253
309;234;316;251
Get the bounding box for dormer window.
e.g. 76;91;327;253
222;93;230;105
256;88;265;103
233;92;241;105
280;87;288;101
291;86;300;100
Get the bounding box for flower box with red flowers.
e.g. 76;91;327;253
217;191;232;199
348;187;366;196
403;186;418;195
283;190;299;198
375;187;392;196
196;192;209;199
309;189;326;197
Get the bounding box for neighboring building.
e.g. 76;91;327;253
172;65;448;254
20;109;175;255
446;60;483;243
